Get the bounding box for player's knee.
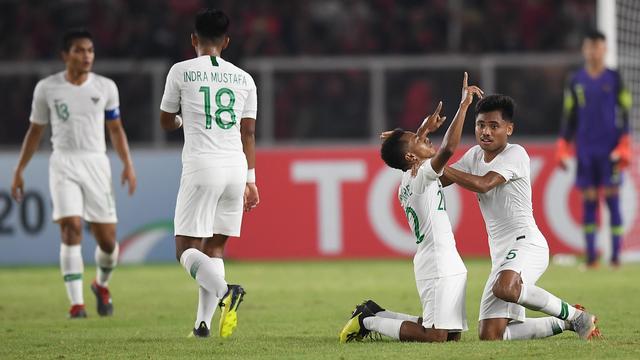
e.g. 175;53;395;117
479;330;503;341
492;281;520;303
60;219;82;244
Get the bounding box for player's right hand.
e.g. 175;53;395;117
460;72;484;107
11;171;24;202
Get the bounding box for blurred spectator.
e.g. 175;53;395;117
0;0;595;144
0;0;595;62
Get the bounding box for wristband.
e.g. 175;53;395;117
247;168;256;183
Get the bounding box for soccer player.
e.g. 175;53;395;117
159;9;259;338
556;30;632;268
339;73;483;343
11;29;136;318
441;94;601;341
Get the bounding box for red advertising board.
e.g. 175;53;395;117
226;144;640;260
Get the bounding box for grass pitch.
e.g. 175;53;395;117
1;259;639;359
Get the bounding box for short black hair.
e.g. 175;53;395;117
475;94;515;122
585;29;606;41
62;28;93;52
380;128;410;171
195;8;230;43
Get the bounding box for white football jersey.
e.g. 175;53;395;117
160;55;257;171
30;72;120;153
399;159;467;280
451;144;547;263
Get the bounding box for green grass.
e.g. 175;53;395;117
1;259;639;359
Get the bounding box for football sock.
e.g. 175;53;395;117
503;317;566;340
517;283;578;321
180;249;228;298
95;243;119;287
363;316;402;340
195;256;224;329
60;244;84;305
375;310;420;323
583;199;598;264
196;287;219;330
605;194;623;263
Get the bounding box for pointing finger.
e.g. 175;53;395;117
433;101;443;117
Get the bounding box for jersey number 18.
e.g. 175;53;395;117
198;86;237;129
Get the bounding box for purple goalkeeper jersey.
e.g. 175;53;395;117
560;68;630;156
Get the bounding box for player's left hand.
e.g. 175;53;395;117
121;164;137;196
423;101;447;133
244;183;260;212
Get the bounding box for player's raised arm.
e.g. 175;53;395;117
11;123;46;202
430;72;483;173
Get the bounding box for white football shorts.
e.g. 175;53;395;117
174;165;247;238
49;152;117;223
416;272;468;332
479;229;550;322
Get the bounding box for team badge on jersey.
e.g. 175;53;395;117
91;96;100;104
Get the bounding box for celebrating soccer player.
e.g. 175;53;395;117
556;30;632;268
441;94;601;341
11;29;137;318
339;73;483;343
159;9;259;338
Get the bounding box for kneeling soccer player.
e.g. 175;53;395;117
339;73;483;343
442;94;601;341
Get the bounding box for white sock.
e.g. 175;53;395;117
503;317;567;340
195;287;219;329
95;243;119;287
363;316;402;340
60;244;84;305
376;310;420;323
195;259;224;329
180;248;228;298
517;284;578;321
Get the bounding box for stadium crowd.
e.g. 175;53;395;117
0;0;596;143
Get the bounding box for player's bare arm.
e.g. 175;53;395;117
430;72;483;173
106;119;137;195
241;118;259;212
160;110;183;131
11;122;46;202
442;166;506;193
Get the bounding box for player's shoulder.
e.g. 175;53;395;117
36;71;65;88
219;57;256;87
464;145;484;158
501;143;529;161
606;68;623;81
91;73;117;87
567;68;585;84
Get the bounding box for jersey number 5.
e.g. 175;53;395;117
198;86;237;129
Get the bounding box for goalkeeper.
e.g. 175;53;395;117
556;30;633;267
